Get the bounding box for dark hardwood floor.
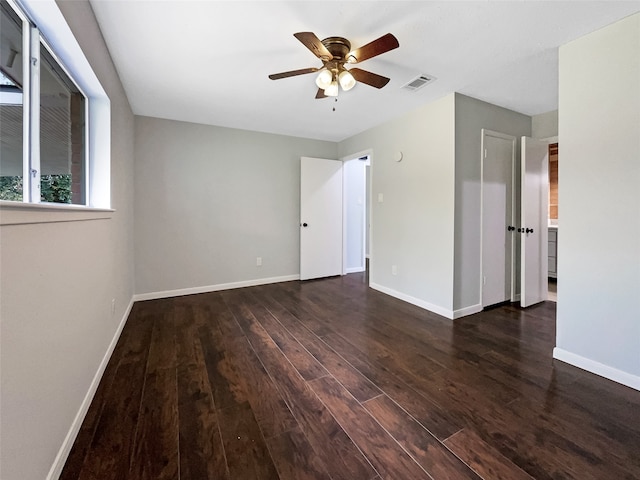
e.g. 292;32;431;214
60;272;640;480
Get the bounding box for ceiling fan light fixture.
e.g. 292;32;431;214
315;68;333;90
325;80;339;97
268;32;398;99
338;69;356;91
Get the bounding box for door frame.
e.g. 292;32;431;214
480;129;517;307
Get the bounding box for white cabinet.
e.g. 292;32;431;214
548;228;558;278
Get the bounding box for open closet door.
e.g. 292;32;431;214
300;157;343;280
520;137;549;307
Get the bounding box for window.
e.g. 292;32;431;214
0;1;24;201
39;42;86;204
1;0;87;204
0;0;102;208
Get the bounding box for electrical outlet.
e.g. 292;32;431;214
392;265;398;275
256;257;262;267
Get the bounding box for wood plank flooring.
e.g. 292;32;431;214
60;272;640;480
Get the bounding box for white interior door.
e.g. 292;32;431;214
482;130;516;308
521;137;549;307
300;157;343;280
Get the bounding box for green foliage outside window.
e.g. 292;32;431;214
0;174;72;203
40;174;72;203
0;176;23;201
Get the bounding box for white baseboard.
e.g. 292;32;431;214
553;347;640;392
46;297;134;480
345;267;365;274
453;303;483;319
133;274;300;302
369;282;454;320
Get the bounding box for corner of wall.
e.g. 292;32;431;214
531;110;559;139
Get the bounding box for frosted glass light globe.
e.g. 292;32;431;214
315;69;333;90
324;80;339;97
338;70;356;91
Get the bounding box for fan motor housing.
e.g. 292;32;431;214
321;37;351;61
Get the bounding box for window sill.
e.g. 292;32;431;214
0;201;114;226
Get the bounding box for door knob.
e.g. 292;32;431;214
517;228;523;233
507;226;515;231
302;223;308;227
526;228;534;233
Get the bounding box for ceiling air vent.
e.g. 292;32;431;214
402;74;435;91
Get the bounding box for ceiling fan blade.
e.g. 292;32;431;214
315;88;327;99
349;68;390;89
294;32;333;60
268;67;319;80
347;33;399;64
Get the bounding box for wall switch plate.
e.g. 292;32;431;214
111;299;116;315
392;265;398;275
378;193;384;203
256;257;262;266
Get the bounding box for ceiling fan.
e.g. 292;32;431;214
268;32;399;98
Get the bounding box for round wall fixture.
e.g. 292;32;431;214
394;151;403;162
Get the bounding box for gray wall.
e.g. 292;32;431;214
339;94;457;314
339;93;531;316
0;1;135;479
556;13;640;387
532;110;559;138
453;93;532;311
134;116;337;295
135;92;533;319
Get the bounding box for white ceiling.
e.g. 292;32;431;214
88;1;640;142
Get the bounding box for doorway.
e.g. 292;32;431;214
548;142;558;302
299;153;371;281
342;152;370;275
519;137;558;307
